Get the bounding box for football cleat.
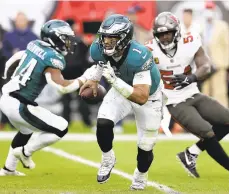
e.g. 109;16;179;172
97;150;116;183
13;147;35;169
130;168;148;190
0;168;25;176
176;148;200;178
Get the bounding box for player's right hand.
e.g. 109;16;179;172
79;80;98;97
103;62;117;84
171;74;197;90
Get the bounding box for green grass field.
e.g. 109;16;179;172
0;139;228;194
0;121;138;134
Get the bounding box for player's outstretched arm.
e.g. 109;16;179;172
44;67;86;94
194;46;211;79
170;46;211;90
2;50;25;79
103;62;151;105
79;64;104;97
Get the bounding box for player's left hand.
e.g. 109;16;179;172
171;74;197;90
102;62;117;84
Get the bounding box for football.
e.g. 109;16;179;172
80;84;107;104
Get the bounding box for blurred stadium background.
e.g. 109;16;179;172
0;1;229;194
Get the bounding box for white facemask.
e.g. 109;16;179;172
103;47;116;56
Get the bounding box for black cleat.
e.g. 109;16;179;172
176;149;200;178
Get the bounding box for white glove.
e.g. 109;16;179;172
82;65;103;81
82;65;96;80
102;62;117;84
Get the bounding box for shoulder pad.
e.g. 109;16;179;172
144;39;154;51
129;41;154;71
90;40;105;63
47;52;66;70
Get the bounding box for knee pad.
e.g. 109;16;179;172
199;130;215;139
138;130;158;151
96;118;114;152
97;118;114;130
137;147;154;173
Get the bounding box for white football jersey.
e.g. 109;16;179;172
145;32;202;105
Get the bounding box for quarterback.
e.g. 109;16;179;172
80;14;164;190
146;12;229;178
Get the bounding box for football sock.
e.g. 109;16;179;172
188;144;202;155
137;147;153;173
196;124;229;151
203;136;229;171
4;147;18;171
23;132;61;156
4;132;32;171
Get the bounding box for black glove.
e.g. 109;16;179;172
171;74;197;90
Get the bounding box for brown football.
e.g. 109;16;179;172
80;84;107;104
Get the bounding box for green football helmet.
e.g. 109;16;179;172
40;19;76;55
98;14;134;56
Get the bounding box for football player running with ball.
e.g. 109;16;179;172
146;12;229;178
0;20;92;176
80;14;164;190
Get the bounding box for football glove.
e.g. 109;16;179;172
171;74;197;90
102;62;117;84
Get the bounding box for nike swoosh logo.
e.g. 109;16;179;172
184;152;192;165
142;53;147;59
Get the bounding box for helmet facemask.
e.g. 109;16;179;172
42;24;76;56
59;34;77;55
100;33;128;56
101;34;120;56
47;32;76;56
153;12;181;51
154;30;180;51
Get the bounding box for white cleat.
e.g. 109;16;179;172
97;150;116;184
0;168;25;176
130;168;148;190
13;147;35;169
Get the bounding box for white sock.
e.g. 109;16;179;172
135;167;148;176
188;144;202;155
24;132;61;156
5;147;19;171
103;149;114;157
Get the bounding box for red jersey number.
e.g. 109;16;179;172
160;65;192;89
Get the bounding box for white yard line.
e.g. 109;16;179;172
43;147;180;194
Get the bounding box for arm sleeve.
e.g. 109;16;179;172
45;72;80;94
133;70;152;85
2;50;25;79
